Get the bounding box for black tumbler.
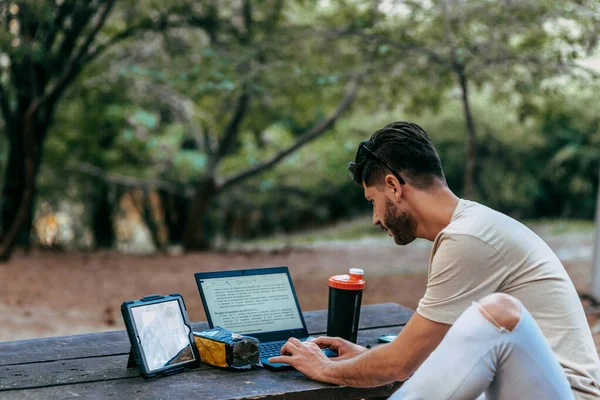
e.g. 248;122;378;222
327;269;365;343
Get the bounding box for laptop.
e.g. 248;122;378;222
195;266;336;369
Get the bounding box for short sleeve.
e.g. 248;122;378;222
417;233;507;325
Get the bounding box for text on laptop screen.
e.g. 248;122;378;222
199;273;304;335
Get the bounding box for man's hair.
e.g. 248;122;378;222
348;121;446;189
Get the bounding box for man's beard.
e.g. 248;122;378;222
383;199;417;245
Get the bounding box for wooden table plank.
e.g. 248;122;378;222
0;303;413;366
0;304;412;399
0;326;406;392
0;368;402;400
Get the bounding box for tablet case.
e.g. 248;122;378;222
121;294;200;378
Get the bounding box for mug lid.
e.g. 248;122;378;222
328;269;365;290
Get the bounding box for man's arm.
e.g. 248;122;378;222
269;312;450;387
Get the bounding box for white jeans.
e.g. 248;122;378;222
390;302;574;400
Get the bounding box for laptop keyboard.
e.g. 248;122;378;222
259;339;307;358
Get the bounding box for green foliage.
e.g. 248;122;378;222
2;0;598;248
217;81;599;239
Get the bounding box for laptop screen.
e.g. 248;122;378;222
198;271;305;335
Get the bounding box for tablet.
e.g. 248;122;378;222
121;294;199;378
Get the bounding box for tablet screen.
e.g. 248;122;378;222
131;300;195;372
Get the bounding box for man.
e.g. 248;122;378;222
269;122;600;399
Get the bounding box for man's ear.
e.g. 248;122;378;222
385;174;403;201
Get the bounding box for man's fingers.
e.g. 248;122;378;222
311;336;339;349
311;336;334;344
268;356;292;364
280;338;301;355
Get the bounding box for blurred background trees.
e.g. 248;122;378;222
0;0;599;261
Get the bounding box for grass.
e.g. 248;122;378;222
227;216;381;249
525;219;596;236
228;216;596;250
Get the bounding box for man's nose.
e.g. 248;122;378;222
372;211;381;226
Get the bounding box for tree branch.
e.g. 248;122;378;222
202;124;213;155
218;77;361;191
84;13;218;66
210;91;251;171
330;28;450;67
0;83;11;132
43;0;116;108
440;0;459;67
242;0;253;43
44;0;75;51
265;0;284;33
73;163;194;198
17;2;42;44
469;54;571;74
22;0;115;121
54;2;95;74
84;17;169;65
1;3;8;31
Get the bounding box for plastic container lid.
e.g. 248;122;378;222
328;269;365;290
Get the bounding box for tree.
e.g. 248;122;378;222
593;167;600;299
81;0;367;250
346;0;599;198
0;1;117;260
169;0;363;250
182;77;360;250
0;0;218;260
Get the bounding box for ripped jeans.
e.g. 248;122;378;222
390;301;574;400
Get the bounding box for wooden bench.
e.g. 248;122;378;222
0;303;413;399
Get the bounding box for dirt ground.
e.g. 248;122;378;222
1;228;598;352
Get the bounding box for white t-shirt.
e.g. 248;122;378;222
417;199;600;399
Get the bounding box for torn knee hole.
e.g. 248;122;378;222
476;293;522;332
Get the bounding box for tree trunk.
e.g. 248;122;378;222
591;165;600;298
91;181;115;249
160;190;188;245
457;67;477;199
141;189;167;253
0;131;28;247
183;178;218;251
0;111;46;261
222;206;236;244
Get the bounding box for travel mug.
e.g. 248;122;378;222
327;268;365;343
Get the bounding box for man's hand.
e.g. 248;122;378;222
269;314;450;388
268;338;333;381
310;336;368;360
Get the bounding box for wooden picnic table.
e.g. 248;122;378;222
0;303;413;399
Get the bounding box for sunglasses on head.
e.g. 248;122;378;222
352;141;406;185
